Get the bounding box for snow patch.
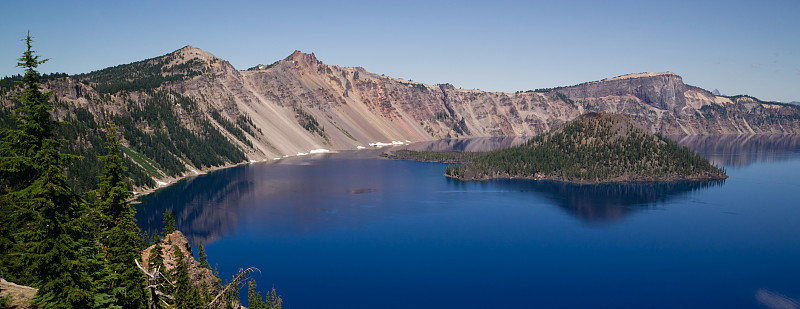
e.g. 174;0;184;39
309;149;330;154
297;152;308;156
356;146;366;149
369;142;394;147
156;181;169;187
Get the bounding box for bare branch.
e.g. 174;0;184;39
207;267;261;308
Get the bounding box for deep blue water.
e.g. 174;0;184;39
136;135;800;308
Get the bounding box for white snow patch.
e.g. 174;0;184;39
356;146;366;149
369;142;394;147
392;141;404;145
249;160;257;163
273;157;282;160
309;149;330;154
297;152;308;156
156;181;169;187
405;140;412;143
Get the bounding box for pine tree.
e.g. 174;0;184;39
97;124;147;309
0;33;93;309
162;210;175;235
172;245;202;309
248;279;266;309
149;239;165;272
198;240;209;269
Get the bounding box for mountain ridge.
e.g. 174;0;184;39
1;46;798;191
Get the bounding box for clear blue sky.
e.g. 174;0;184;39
2;0;798;102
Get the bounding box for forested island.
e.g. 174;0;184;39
392;113;728;184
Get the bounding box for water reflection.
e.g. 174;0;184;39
135;165;257;244
404;137;530;152
672;134;800;167
136;158;447;245
136;135;800;242
489;179;725;223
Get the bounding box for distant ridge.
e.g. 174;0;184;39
1;46;797;192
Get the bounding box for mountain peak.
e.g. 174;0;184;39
173;45;218;62
287;50;320;66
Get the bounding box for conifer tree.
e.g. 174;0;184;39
248;279;266;309
162;210;175;235
172;245;202;309
0;33;92;309
198;240;209;269
149;239;165;272
173;245;190;308
97;124;147;309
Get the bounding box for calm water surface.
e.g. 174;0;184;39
136;135;800;308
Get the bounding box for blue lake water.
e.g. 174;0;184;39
136;135;800;308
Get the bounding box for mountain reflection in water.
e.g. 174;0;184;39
485;179;725;223
672;134;800;167
137;135;799;244
403;136;530;152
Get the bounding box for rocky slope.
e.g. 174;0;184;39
1;46;798;190
141;231;222;295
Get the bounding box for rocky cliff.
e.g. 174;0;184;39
141;231;222;295
1;46;798;189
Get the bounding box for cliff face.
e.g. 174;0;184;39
2;46;798;188
557;72;688;114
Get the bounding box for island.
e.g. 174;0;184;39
388;112;728;184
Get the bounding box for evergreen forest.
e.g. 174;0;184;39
444;112;727;183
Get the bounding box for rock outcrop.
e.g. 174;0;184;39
141;231;222;295
0;279;37;309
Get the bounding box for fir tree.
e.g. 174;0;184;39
198;240;209;269
248;279;266;309
97;124;147;309
0;33;93;309
162;210;175;235
149;239;165;272
172;245;202;309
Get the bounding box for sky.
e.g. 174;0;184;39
1;0;798;102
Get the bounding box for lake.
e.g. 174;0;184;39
136;135;800;309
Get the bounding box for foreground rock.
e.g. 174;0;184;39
0;278;37;309
446;112;728;183
141;230;222;295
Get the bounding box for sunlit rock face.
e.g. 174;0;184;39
3;47;799;188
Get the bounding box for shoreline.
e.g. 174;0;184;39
443;172;729;184
129;159;274;202
128;146;393;201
